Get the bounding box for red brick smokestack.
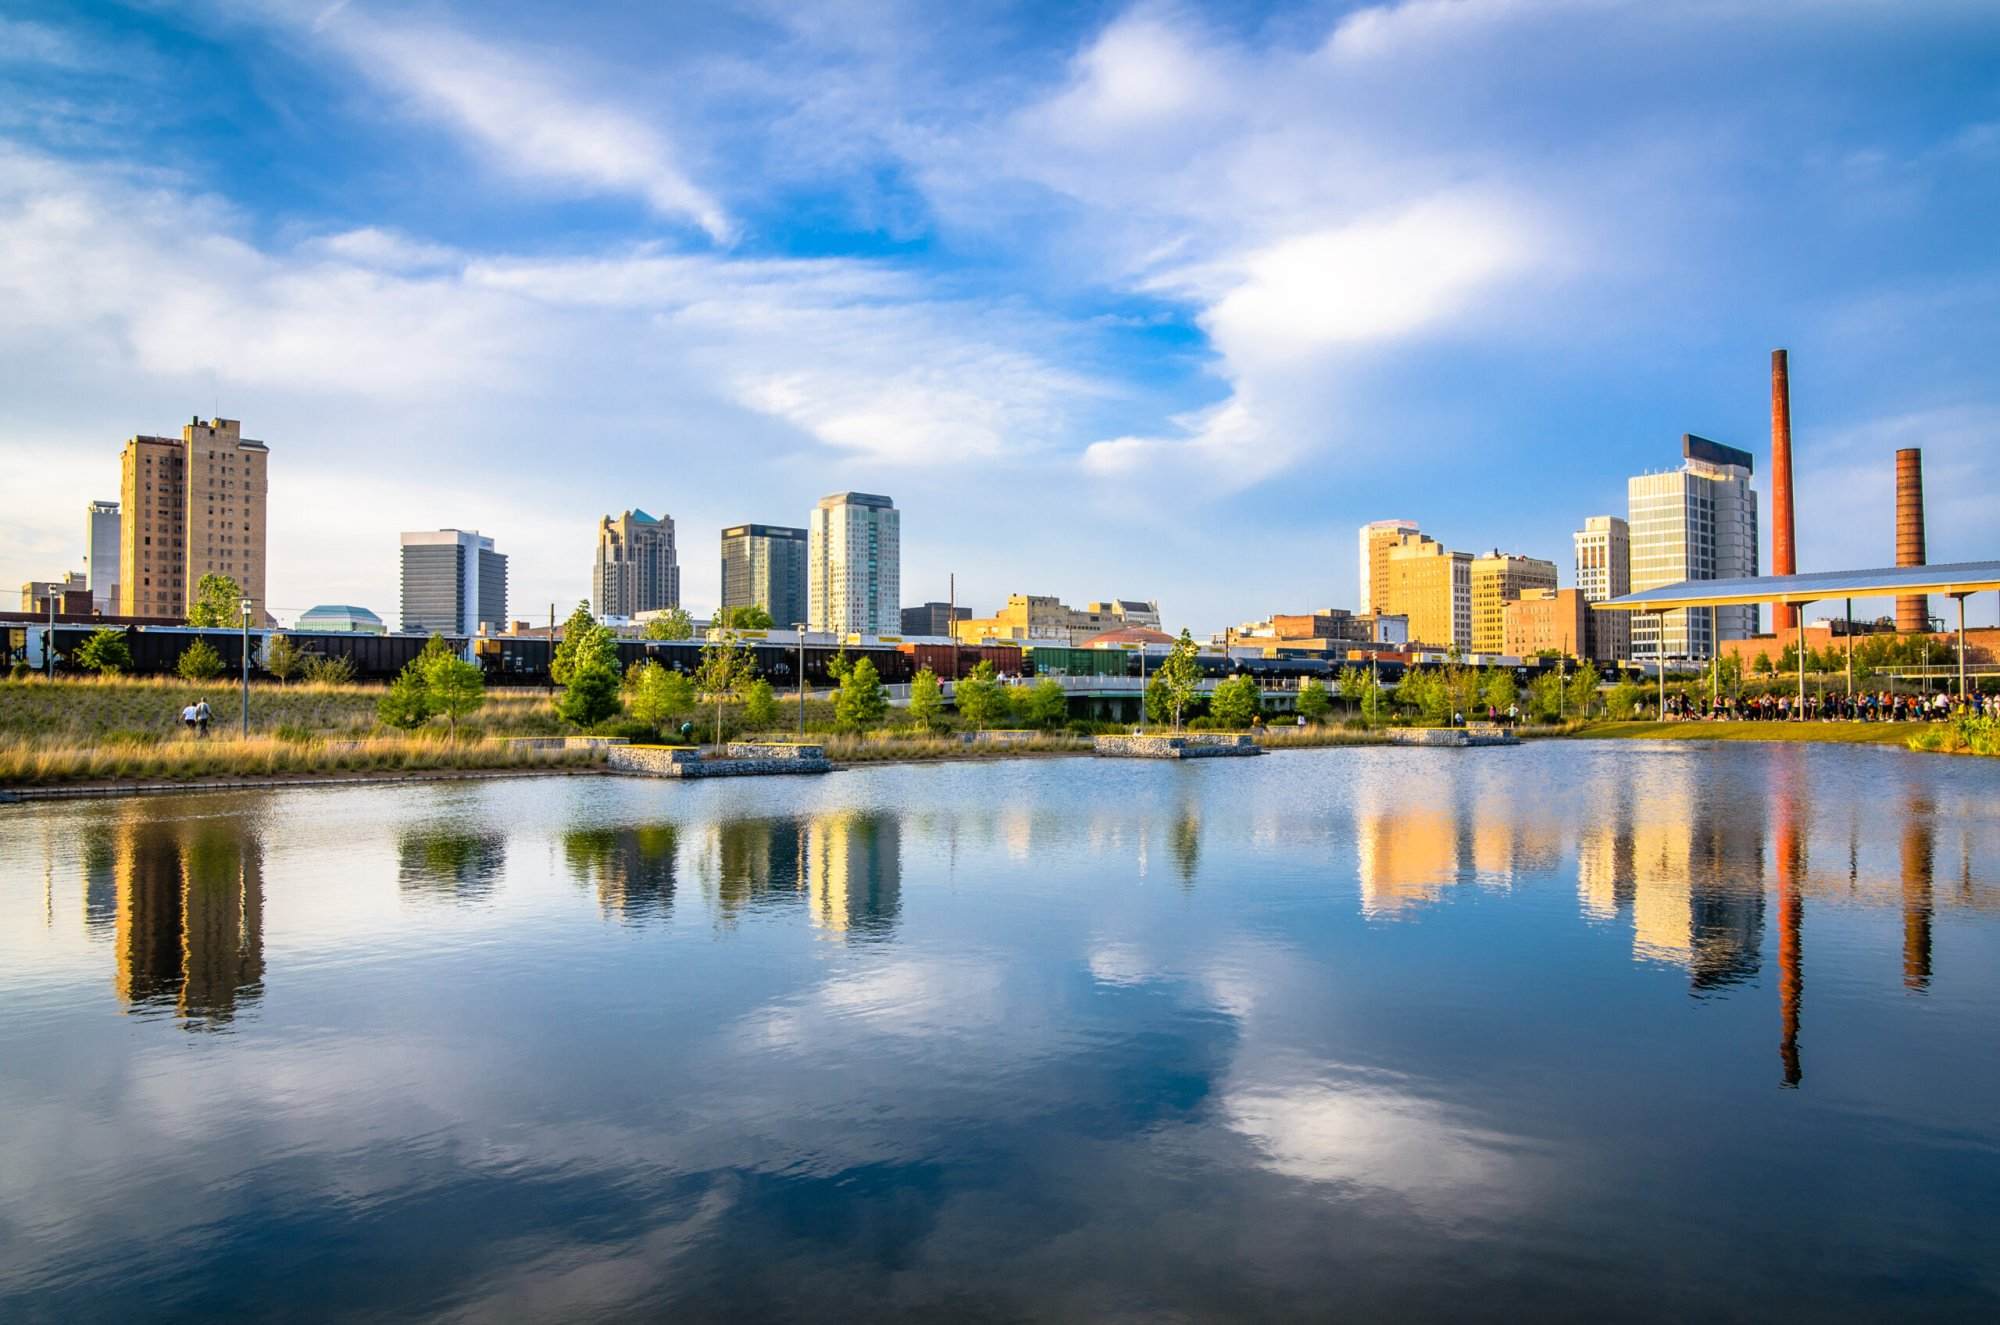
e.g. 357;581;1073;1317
1895;448;1928;634
1769;349;1798;633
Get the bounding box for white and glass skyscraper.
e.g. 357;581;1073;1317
1573;515;1631;662
808;493;899;635
399;529;507;636
1626;436;1758;662
85;499;120;612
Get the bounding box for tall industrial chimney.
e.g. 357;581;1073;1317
1769;349;1797;633
1895;448;1928;634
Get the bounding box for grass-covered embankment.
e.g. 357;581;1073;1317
0;733;601;788
1570;720;1924;747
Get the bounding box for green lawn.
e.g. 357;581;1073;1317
1573;720;1924;747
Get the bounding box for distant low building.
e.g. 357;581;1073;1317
954;594;1160;646
901;601;970;637
1503;587;1625;664
296;604;387;635
22;572;90;616
1078;625;1175;650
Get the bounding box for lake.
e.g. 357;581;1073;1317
2;742;1998;1321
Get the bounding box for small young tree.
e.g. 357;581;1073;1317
834;656;889;731
1483;669;1517;715
184;573;244;628
1143;673;1171;727
557;659;623;728
1360;680;1388;726
1024;677;1068;729
1210;673;1261;728
642;607;695;640
77;627;133;675
695;633;756;744
1607;679;1641;720
954;661;1006;730
627;661;696;728
1156;630;1202;731
1297;677;1333;724
1566;661;1601;718
423;651;486;737
263;632;303;685
908;667;945;730
378;662;433;729
176;637;224;682
1528;672;1564;722
742;678;780;729
1335;666;1367;716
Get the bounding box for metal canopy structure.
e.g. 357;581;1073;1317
1593;560;2000;612
1594;560;2000;709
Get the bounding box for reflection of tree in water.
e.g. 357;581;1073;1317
110;814;264;1028
564;824;678;923
713;818;806;925
1170;807;1200;887
397;831;506;903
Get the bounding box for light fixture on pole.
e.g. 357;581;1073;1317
795;623;806;737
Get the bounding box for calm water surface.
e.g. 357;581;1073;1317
3;743;1998;1321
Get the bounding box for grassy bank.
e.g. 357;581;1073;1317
0;733;601;787
1569;720;1924;747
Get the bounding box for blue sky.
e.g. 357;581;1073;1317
2;0;1997;630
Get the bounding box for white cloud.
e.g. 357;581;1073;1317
296;6;731;240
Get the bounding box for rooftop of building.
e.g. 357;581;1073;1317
817;492;895;508
1078;625;1176;649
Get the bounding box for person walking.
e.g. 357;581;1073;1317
180;700;198;735
193;697;212;738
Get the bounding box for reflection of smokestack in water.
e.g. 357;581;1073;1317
1901;808;1933;992
1770;350;1798;634
1895;448;1928;635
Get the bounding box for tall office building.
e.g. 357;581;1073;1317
593;509;679;618
118;418;269;621
1574;515;1632;662
720;523;808;627
1358;519;1421;616
808;493;899;635
1627;435;1759;662
85;500;120;612
1383;538;1471;651
1470;551;1557;654
400;529;507;635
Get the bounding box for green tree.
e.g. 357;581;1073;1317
1483;669;1517;715
184;573;244;628
1607;679;1641;720
557;659;623;728
1566;661;1601;717
955;660;1006;730
175;637;224;682
834;656;889;731
627;661;696;727
743;678;780;729
714;604;775;631
908;667;945;730
1024;677;1068;729
695;633;756;744
1210;673;1261;728
1445;663;1480;720
1528;672;1564;722
378;662;433;729
76;627;133;675
1297;677;1333;723
422;650;486;736
1335;666;1367;715
641;607;695;640
1753;654;1776;677
1156;630;1202;731
1143;673;1172;726
551;602;602;685
263;632;303;685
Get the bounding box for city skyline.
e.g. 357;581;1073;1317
1;3;1997;632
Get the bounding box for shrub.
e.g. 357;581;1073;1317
263;633;304;684
1210;674;1262;728
908;667;945;731
377;664;433;729
558;660;623;728
1023;677;1068;729
300;653;356;686
76;628;134;675
834;657;888;731
176;638;225;682
1296;678;1332;723
590;716;663;744
9;662;30;681
422;652;486;735
743;678;780;728
627;662;696;726
274;723;318;744
955;662;1006;730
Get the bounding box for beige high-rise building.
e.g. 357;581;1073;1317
593;509;679;619
1574;515;1632;663
1357;519;1420;616
118;418;269;621
1470;551;1557;654
1383;538;1470;652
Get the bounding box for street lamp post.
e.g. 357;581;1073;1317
46;587;57;680
239;597;253;738
795;623;806;737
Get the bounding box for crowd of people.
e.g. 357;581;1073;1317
1659;689;1998;722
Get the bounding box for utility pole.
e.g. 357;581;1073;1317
45;588;56;680
547;602;555;694
796;622;806;736
240;597;253;738
948;571;958;682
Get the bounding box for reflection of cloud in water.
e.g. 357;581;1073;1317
1088;942;1151;987
1225;1075;1517;1210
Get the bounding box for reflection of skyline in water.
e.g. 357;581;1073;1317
563;825;679;923
107;817;264;1027
398;831;506;904
804;811;901;938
